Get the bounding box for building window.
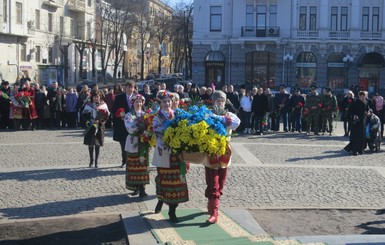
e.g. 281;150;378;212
35;10;40;29
256;5;266;29
246;5;253;28
88;0;91;7
87;22;91;39
296;52;317;88
372;7;379;31
20;44;27;61
362;7;369;31
48;13;53;32
16;2;22;24
341;7;348;31
299;6;307;30
210;6;222;31
269;5;277;27
245;51;276;89
309;6;317;30
3;0;7;22
330;7;338;31
48;47;53;63
70;19;74;37
36;46;41;62
60;17;64;35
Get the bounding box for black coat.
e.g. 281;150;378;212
112;93;132;142
346;99;369;153
252;93;268;116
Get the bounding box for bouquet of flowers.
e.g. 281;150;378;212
0;91;9;100
85;105;109;136
163;105;229;158
14;91;32;108
140;111;156;148
114;108;125;118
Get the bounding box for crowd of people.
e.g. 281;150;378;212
1;77;384;223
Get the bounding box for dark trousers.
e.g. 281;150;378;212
66;111;77;128
292;110;302;131
254;114;265;134
119;138;127;165
50;110;62;128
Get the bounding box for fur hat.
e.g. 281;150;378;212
211;90;227;102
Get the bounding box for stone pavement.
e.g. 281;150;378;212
1;122;385;244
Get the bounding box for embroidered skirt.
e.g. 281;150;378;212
125;152;150;191
155;155;189;205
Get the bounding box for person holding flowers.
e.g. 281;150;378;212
290;88;305;133
112;81;136;167
82;90;110;168
152;90;189;223
18;80;38;130
123;94;151;198
321;88;338;135
203;90;240;224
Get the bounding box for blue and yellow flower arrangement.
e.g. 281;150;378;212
163;106;229;156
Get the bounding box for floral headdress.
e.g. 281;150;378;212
156;90;174;101
130;93;146;103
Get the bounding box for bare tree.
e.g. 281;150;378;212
154;14;172;75
170;2;193;79
130;1;157;81
96;0;135;83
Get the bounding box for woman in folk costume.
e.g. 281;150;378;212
124;94;149;198
153;90;189;223
82;90;110;168
205;90;240;224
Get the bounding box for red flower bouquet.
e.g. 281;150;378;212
15;91;32;108
317;102;322;108
324;105;331;111
114;108;125;118
297;101;303;108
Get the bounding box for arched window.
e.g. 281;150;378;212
245;51;276;88
358;52;384;92
205;51;225;88
296;52;316;88
327;53;345;89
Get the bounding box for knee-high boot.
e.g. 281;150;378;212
168;204;179;223
155;200;163;213
94;146;100;168
88;146;94;167
207;198;219;224
138;185;148;198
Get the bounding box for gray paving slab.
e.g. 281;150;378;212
0;124;385;245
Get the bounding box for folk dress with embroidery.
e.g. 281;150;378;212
124;111;150;190
152;109;189;205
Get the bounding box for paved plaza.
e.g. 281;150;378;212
0;122;385;244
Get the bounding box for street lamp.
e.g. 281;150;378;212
343;54;353;87
283;53;293;86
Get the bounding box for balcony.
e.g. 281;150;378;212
296;30;319;39
328;30;350;39
360;31;382;40
42;0;63;8
241;26;280;38
67;0;86;12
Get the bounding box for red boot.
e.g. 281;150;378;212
206;198;219;224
